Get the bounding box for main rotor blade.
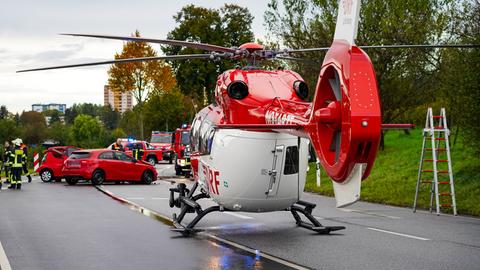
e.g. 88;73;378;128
275;55;320;65
60;33;237;53
286;44;480;53
17;54;213;73
359;44;480;49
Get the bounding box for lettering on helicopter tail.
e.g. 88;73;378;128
201;161;220;195
265;110;295;125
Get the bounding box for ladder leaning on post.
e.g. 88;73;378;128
413;108;457;216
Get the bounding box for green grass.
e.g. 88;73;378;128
305;129;480;216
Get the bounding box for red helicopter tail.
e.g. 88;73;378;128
305;0;381;206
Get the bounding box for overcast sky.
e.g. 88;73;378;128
0;0;271;113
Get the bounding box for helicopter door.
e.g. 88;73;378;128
265;144;285;197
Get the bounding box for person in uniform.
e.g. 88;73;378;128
3;141;13;185
9;140;26;190
18;139;32;183
132;143;144;161
111;139;125;152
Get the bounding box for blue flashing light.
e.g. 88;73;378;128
127;137;135;142
181;123;188;129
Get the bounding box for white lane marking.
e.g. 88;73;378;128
313;216;325;220
339;208;401;219
151;197;169;200
367;227;430;241
0;240;12;270
126;197;145;200
224;212;254;219
206;234;310;270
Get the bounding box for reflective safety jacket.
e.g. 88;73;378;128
3;147;13;166
111;143;124;152
132;148;144;160
11;148;26;168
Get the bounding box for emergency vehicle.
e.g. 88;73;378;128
107;139;163;165
172;124;191;176
150;131;173;163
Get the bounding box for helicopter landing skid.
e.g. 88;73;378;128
289;200;345;234
169;182;219;236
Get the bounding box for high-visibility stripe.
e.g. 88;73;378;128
34;152;40;171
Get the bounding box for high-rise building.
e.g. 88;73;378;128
32;103;66;113
104;85;133;113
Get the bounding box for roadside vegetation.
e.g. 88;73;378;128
305;129;480;216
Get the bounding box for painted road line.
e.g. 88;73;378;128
206;234;310;270
151;197;169;200
313;216;325;220
340;208;402;219
0;240;12;270
367;227;430;241
224;212;254;219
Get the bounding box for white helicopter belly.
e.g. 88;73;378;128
197;129;309;212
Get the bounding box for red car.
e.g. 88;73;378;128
62;149;157;185
36;146;79;182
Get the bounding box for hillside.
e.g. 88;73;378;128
305;129;480;216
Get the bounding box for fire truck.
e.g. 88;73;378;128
172;124;191;176
150;131;173;164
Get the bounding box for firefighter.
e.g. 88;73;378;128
3;141;13;185
111;139;125;152
132;143;144;161
9;140;26;189
17;139;32;183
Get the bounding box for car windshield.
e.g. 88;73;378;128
151;135;171;143
181;131;190;145
70;152;91;159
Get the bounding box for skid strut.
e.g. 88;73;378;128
169;182;218;236
290;200;345;234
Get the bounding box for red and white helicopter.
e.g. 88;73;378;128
18;0;478;235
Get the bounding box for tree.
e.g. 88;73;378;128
0;119;20;145
438;0;480;152
71;114;103;148
0;106;9;119
100;105;121;130
265;0;455;148
108;30;177;140
20;111;47;144
144;88;188;134
48;122;71;145
164;4;254;103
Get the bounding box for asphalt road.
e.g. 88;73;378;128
1;163;479;270
105;163;480;270
0;175;292;270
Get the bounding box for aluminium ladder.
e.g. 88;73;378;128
413;108;457;215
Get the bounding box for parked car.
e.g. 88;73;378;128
150;131;173;163
62;149;157;185
36;146;79;182
107;140;164;165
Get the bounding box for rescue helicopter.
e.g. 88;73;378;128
18;0;479;235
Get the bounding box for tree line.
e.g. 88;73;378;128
0;1;478;154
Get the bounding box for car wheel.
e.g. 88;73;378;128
141;170;154;185
169;156;173;164
91;170;105;185
146;156;157;166
40;169;53;182
175;166;181;176
65;177;78;185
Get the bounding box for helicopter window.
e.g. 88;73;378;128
191;116;202;152
199;120;212;154
284;146;299;175
207;129;215;154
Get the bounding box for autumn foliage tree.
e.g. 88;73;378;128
108;30;177;139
